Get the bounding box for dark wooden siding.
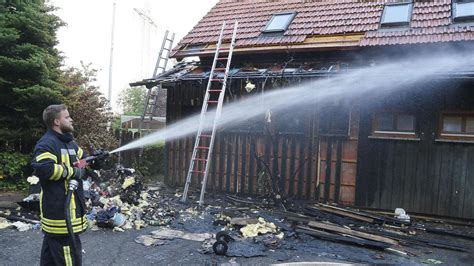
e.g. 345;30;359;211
165;78;326;200
355;83;474;219
167;132;320;199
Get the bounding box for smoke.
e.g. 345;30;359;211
111;49;474;154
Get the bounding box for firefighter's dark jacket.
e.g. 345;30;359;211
31;128;87;235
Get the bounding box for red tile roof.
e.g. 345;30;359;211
173;0;474;56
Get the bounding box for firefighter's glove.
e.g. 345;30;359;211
72;167;85;180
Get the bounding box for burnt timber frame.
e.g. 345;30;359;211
162;44;474;219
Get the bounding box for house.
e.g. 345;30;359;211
142;0;474;219
120;115;166;132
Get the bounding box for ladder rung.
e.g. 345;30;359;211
208;89;222;92
217;57;227;61
207;100;218;104
197;146;210;149
214;68;226;71
211;78;223;82
200;134;212;138
193;158;207;161
191;170;205;174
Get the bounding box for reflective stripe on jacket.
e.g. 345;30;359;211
31;129;87;235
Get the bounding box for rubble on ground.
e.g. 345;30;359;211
135;228;213;247
80;165;178;231
1;164;473;264
240;217;277;238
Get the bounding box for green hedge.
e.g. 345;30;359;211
132;142;165;181
0;151;31;191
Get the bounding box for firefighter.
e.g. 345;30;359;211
31;104;102;266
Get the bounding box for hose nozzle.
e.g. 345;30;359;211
68;179;79;191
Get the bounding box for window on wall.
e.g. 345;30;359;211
319;104;350;137
372;112;416;137
453;0;474;22
439;113;474;138
263;12;296;33
380;2;413;27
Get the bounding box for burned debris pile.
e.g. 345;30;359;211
286;203;471;254
82;166;178;231
196;194;474;259
1;168;473;263
0;166;178;232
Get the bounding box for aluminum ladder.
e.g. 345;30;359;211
181;21;238;206
138;30;175;148
152;30;175;78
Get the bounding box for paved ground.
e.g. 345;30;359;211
1;217;473;265
1;190;473;265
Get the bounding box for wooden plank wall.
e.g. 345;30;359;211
165;79;322;200
317;105;360;205
166;132;320;199
356;137;474;219
355;84;474;219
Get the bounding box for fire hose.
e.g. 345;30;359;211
65;150;109;264
65;179;79;263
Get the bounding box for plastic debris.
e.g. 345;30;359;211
135;229;213;247
12;221;32;232
113;226;124;232
22;193;40;202
26;175;39;185
0;217;12;229
149;228;213;241
135;235;168;247
275;232;284;239
134;220;145;230
111;212;126;227
394;208;410;222
122;176;135;189
421;259;443;264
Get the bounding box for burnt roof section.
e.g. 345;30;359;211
130;58;474;88
172;0;474;58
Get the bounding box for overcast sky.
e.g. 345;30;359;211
49;0;218;110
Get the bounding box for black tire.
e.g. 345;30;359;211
213;240;228;256
216;231;232;243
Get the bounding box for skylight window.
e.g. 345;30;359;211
263;12;296;33
381;3;412;26
453;1;474;21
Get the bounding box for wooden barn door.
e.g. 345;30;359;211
317;104;359;205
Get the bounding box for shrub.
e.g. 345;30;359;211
132;143;165;182
0;151;31;191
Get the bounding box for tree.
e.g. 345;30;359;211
0;0;67;146
117;86;146;116
64;63;117;152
